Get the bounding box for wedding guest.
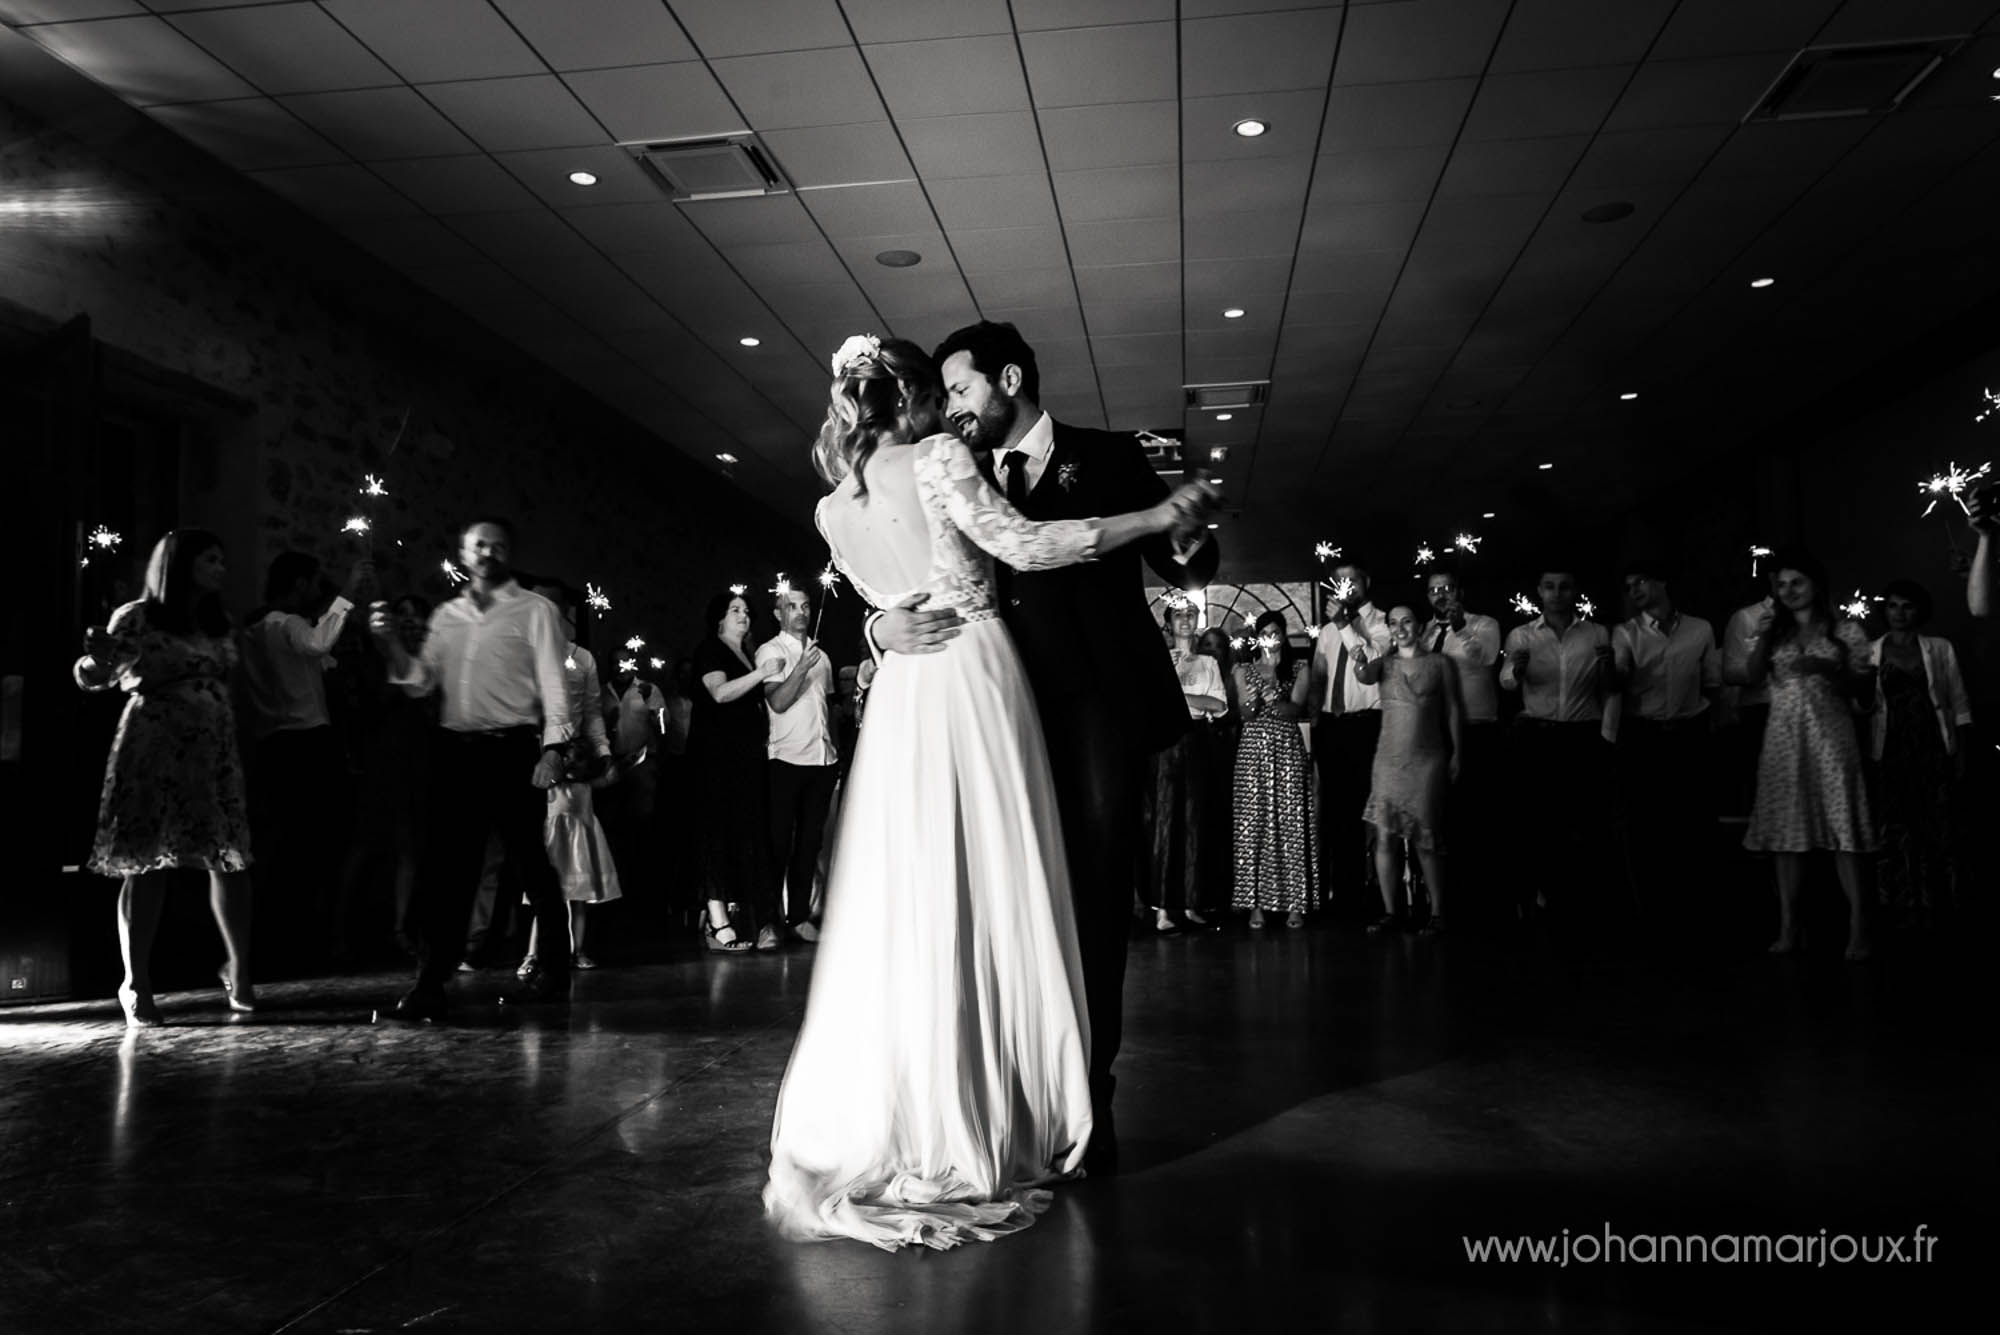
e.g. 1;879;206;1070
1421;567;1500;896
1719;588;1778;818
690;590;781;953
1733;551;1879;960
1868;579;1972;924
520;578;620;973
603;666;665;900
239;550;373;967
1356;605;1462;934
757;586;837;947
1232;611;1318;929
1308;558;1394;917
368;518;575;1022
74;530;256;1026
1500;566;1614;920
1197;627;1240;909
1143;599;1229;933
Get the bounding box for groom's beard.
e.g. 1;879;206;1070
951;397;1016;449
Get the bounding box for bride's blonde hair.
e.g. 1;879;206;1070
811;336;944;498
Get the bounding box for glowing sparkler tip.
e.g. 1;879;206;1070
1576;595;1598;620
1414;544;1436;566
624;635;645;652
359;474;388;497
441;560;468;585
1313;541;1342;562
1510;592;1539;618
771;573;793;597
618;657;638;675
1453;532;1482;554
88;525;122;550
585;582;611;612
729;584;747;596
649;657;665;671
342;516;371;535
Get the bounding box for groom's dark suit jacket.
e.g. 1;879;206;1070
998;419;1220;754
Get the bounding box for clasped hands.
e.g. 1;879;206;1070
1161;477;1223;546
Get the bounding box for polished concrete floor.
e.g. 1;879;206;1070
0;911;1986;1334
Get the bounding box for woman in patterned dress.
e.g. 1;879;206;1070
1732;551;1879;960
74;530;257;1026
1231;610;1318;929
1356;605;1463;935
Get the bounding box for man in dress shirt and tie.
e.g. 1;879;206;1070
1307;558;1395;918
1500;566;1614;919
1609;562;1720;908
757;586;837;947
369;518;574;1022
1421;566;1501;882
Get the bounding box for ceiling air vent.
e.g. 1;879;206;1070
1745;38;1961;122
1184;381;1269;411
630;134;791;201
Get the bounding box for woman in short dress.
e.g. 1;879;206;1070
1355;605;1463;935
1732;551;1879;959
1230;610;1318;929
74;529;257;1026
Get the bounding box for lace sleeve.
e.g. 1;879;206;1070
916;434;1102;572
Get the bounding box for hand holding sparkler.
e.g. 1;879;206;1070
1749;545;1772;578
811;562;842;641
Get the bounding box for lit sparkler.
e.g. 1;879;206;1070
624;635;646;652
1975;387;1999;425
1453;532;1482;554
88;525;122;551
728;583;747;596
812;562;842;641
441;560;467;586
1314;541;1342;563
1510;592;1539;619
650;657;665;671
1749;544;1772;577
342;516;371;537
1918;461;1992;518
1414;543;1436;566
1576;594;1598;620
359;474;387;498
771;573;793;597
586;583;611;613
1322;575;1357;606
618;657;638;675
1838;590;1879;621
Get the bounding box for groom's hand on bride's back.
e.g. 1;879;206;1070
874;593;965;656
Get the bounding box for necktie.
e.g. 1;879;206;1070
1002;449;1031;507
1330;639;1348;716
1432;625;1448;654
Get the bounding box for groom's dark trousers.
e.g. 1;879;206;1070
993;419;1218;1173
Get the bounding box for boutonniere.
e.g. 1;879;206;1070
1057;460;1081;491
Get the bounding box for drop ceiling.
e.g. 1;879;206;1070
5;0;2000;579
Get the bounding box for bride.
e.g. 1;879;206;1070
763;335;1212;1251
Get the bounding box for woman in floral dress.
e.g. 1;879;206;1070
1231;610;1318;928
1732;551;1879;960
74;529;257;1026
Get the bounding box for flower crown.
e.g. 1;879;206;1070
830;333;882;378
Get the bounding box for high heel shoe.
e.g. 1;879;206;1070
702;918;752;953
217;965;258;1013
118;986;163;1029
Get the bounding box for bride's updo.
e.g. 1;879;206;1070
812;334;944;498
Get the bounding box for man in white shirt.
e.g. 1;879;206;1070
1307;557;1395;916
240;551;372;966
1422;566;1501;886
757;588;837;947
1611;562;1721;906
369;517;574;1022
1500;567;1615;919
1719;591;1778;821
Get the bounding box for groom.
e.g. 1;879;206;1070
874;321;1219;1175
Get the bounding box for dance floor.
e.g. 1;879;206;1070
0;919;1982;1333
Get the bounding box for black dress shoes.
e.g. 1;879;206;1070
503;968;571;1005
378;987;449;1024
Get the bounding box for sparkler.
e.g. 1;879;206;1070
1453;532;1482;554
80;524;123;569
618;657;638;675
771;573;793;598
811;562;842;642
1322;575;1357;606
728;583;747;596
1975;387;1999;425
1918;461;1991;518
440;559;467;586
586;583;611;613
1838;590;1879;621
1749;544;1772;577
1414;543;1436;566
1576;595;1598;621
649;657;665;671
1314;541;1342;563
360;474;387;498
1509;592;1539;619
624;635;646;652
342;516;371;537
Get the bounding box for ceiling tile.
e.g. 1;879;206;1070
249;162;417;219
22;15;254;105
446;208;597;264
1289;247;1404;293
1013;0;1174;29
1066;217;1179;266
840;0;1012;42
760;122;915;187
1300;200;1426;251
1185;327;1276;362
682;194;824;246
712;47;886;130
404;261;541;313
1333;0;1509;86
830;229;951;272
165;4;398;94
1182;89;1327;162
926;173;1060;229
493;0;699;70
1051;164;1179;222
1436;135;1588;198
1;1;143;18
1187;256;1293;304
865;36;1031;119
858;268;978;318
1648;0;1839;59
899;111;1046;178
418;76;609;153
1020;21;1176;107
1080;299;1180;334
280;87;476;160
1075;261;1180;305
802;180;937;236
562;63;745;142
559;200;706;252
1091;331;1181;368
758;280;877;327
1319;78;1476;153
145;97;343;170
1601;54;1788;132
321;0;543;82
1461;66;1630;141
1704;118;1868;180
371;155;544;214
667;0;851;57
1183;154;1313;216
1184;209;1300;261
967;268;1077;308
948;224;1070;272
496;144;665;206
1039;101;1179;172
1306;144;1450;206
1181;0;1345;14
1816;0;1993;44
717;237;850;285
1487;0;1677;74
973;302;1086;342
1565;125;1731;189
1180;9;1342;97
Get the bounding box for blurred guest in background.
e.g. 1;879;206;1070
758;586;837;947
1868;579;1971;926
1142;598;1228;933
690;591;779;953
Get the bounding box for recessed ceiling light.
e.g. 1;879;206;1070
1538;462;1554;470
739;336;761;347
1232;119;1268;138
1581;201;1634;223
1619;391;1639;400
1750;276;1776;288
1207;521;1220;529
568;170;597;186
1209;446;1228;461
1215;412;1234;421
875;249;922;268
1482;512;1496;519
1222;307;1246;319
715;452;738;464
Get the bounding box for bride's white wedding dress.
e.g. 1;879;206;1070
763;432;1097;1252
